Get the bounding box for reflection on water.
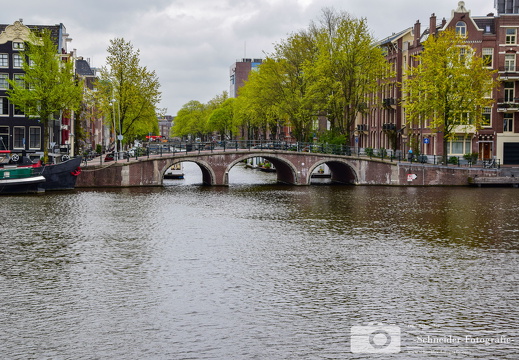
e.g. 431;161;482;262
0;164;518;359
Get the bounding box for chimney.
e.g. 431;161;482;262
430;13;437;36
414;20;421;45
442;17;447;28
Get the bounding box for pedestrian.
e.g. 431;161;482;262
408;148;413;162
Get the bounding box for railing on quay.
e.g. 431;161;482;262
82;140;500;169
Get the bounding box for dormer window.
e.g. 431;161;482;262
456;21;467;37
12;42;24;51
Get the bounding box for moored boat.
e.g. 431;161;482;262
0;166;46;194
0;150;82;193
164;163;184;179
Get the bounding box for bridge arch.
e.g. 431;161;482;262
161;159;216;185
307;159;358;185
224;153;299;185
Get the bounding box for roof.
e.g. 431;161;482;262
378;27;413;45
75;59;95;77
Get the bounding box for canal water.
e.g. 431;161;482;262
0;163;518;359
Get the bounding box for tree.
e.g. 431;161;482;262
307;8;389;144
97;38;161;148
403;29;497;161
207;97;237;140
7;30;83;162
171;100;207;139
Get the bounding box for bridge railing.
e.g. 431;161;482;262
94;140;500;169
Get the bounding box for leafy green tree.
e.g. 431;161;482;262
403;29;497;161
207;97;237;140
7;30;83;162
171;100;207;139
307;8;389;144
97;38;161;147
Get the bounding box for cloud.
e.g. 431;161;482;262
2;0;499;115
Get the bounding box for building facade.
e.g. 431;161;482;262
363;1;519;164
0;20;78;157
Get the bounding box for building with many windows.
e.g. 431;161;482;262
362;1;519;164
0;20;77;157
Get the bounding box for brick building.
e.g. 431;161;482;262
363;1;519;164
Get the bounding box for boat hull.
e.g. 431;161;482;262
36;157;82;191
0;175;46;194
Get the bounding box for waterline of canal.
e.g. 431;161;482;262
0;163;517;359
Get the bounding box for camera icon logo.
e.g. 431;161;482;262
350;324;401;353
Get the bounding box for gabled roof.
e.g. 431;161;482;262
377;27;413;46
75;59;95;77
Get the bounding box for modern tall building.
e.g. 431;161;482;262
363;1;519;164
229;58;262;98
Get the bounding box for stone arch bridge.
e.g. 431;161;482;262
76;150;497;187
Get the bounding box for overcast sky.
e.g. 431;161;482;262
4;0;496;115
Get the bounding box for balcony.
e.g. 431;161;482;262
383;98;397;109
497;98;519;112
382;123;396;131
356;124;369;132
498;66;519;80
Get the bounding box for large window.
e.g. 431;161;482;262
0;54;7;68
0;74;8;89
29;127;41;149
482;107;492;127
13;74;24;88
505;54;516;72
504;82;515;102
13;126;25;149
0;97;8;115
504;113;514;132
482;48;493;67
449;136;471;155
13;54;22;68
0;126;8;150
456;21;467;37
506;28;517;44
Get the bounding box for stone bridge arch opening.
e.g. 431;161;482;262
161;159;215;185
226;154;298;185
308;160;358;185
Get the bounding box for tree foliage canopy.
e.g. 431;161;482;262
96;38;161;146
403;29;497;156
7;30;83;161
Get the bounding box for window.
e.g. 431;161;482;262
0;126;8;150
0;97;8;115
29;127;41;149
482;48;493;67
505;54;516;72
482;107;492;126
14;105;24;116
506;28;517;44
13;74;24;88
0;54;7;68
504;113;514;132
449;136;471;155
0;74;8;89
12;42;24;50
504;82;515;102
456;21;467;37
13;54;22;68
13;126;25;149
